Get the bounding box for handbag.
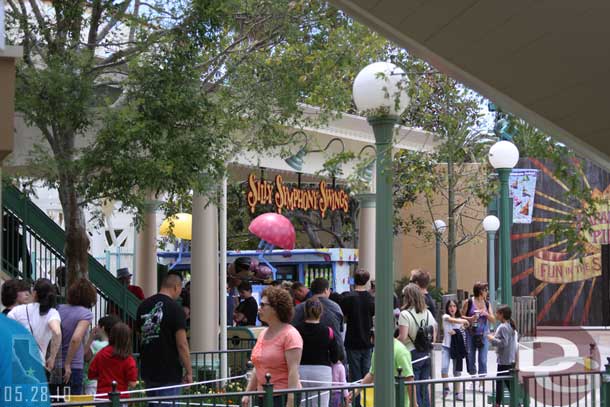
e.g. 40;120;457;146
472;334;484;349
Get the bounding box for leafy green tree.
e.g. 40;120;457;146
6;0;387;283
391;54;493;293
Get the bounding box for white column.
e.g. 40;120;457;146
356;193;376;281
219;177;228;380
190;192;219;352
135;201;158;297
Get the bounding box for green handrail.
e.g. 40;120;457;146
2;184;139;318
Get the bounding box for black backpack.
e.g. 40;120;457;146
407;310;434;353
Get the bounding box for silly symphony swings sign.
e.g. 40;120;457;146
246;173;350;217
533;188;610;284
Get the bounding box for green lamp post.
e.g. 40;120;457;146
488;141;519;307
433;219;446;291
353;62;410;407
483;215;500;307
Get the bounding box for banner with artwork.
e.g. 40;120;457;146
510;169;538;224
534;251;602;284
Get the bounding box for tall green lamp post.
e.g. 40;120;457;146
353;62;410;407
488;141;519;307
433;219;446;290
483;215;500;307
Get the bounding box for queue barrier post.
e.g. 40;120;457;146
394;367;404;407
263;373;274;407
510;369;520;407
109;381;121;407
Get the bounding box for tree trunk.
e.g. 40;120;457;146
57;175;90;287
329;211;345;247
300;216;323;248
447;157;457;293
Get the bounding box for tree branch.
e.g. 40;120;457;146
86;0;103;51
27;0;52;45
96;0;132;44
128;0;141;43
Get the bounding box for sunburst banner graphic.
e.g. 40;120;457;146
511;158;610;326
509;169;538;224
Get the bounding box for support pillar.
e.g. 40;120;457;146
135;200;159;297
190;193;219;352
356;193;376;282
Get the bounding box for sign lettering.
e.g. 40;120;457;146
247;173;349;217
534;252;602;283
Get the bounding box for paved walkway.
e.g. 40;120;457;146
424;327;610;406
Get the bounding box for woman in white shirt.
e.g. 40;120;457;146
8;278;61;372
441;299;469;400
398;283;437;407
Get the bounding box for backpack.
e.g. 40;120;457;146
407;310;434;353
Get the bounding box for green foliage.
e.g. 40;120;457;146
6;0;389;262
390;55;494;292
394;276;444;305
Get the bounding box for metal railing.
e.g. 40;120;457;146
50;363;610;407
2;185;139;323
132;349;253;384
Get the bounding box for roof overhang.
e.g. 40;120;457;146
332;0;610;170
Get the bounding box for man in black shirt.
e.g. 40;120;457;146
136;273;192;401
340;269;375;384
233;281;258;326
410;268;437;318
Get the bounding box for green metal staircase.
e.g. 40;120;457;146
2;184;139;321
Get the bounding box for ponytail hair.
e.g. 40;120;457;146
497;305;516;331
34;278;57;315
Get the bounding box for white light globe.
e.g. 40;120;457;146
433;219;447;233
488;140;520;169
482;215;500;232
353;62;410;115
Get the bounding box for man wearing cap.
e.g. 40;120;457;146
117;268;145;300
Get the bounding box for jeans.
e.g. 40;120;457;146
411;350;431;407
466;332;489;375
441;346;461;377
145;383;182;407
347;348;372;406
495;363;514;404
346;348;372;382
49;368;84;396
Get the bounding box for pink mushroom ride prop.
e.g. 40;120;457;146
248;213;296;279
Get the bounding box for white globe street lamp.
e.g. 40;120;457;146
483;215;500;232
353;62;410;407
353;62;410;116
489;140;520;169
488;139;519;307
434;219;447;233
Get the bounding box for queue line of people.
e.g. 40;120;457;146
1;277;139;399
1;267;517;407
240;269;517;407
